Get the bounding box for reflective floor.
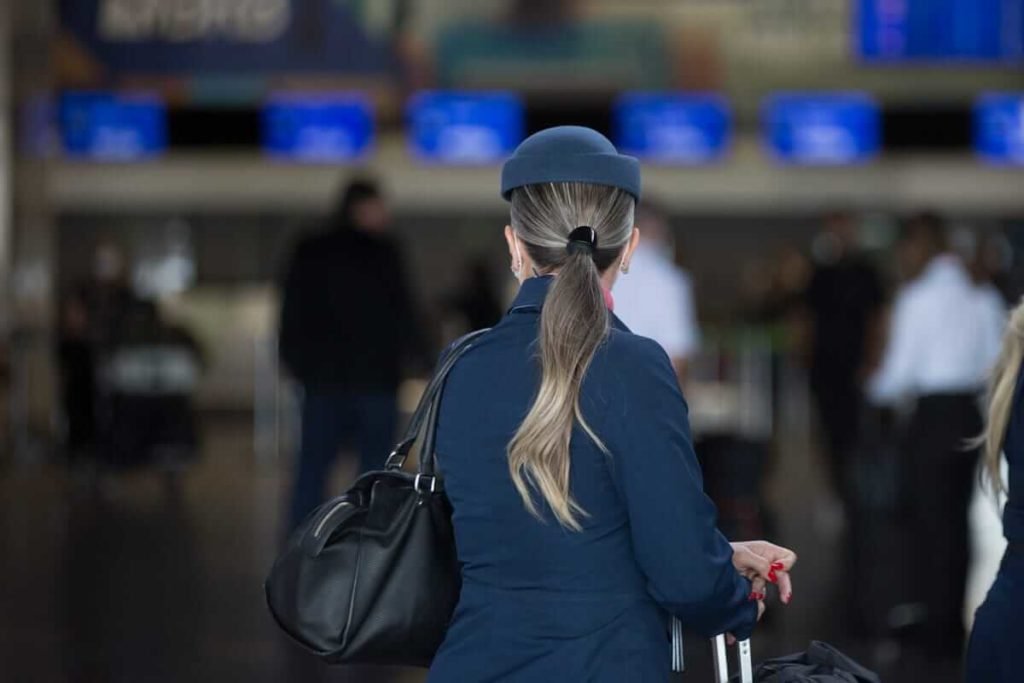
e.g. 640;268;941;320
0;416;962;682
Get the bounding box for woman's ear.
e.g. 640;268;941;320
505;225;525;280
622;227;641;268
504;225;517;262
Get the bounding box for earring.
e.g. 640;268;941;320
620;259;630;274
511;260;522;278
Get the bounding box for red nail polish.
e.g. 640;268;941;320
771;561;785;570
767;570;778;583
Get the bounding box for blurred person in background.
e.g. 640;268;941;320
971;231;1014;304
806;211;884;504
613;199;700;384
970;231;1013;345
279;178;427;530
867;212;1003;665
953;227;1011;341
57;291;97;464
81;243;138;350
58;243;141;468
804;212;885;631
966;297;1024;683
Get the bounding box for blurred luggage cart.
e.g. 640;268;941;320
98;337;202;470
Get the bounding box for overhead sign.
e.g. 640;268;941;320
614;93;731;164
60;91;167;160
975;94;1024;165
58;1;398;79
262;94;374;162
857;0;1024;62
407;92;524;164
763;93;881;165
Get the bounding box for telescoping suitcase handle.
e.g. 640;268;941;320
712;633;753;683
670;617;753;682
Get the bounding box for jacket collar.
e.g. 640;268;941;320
507;275;555;314
506;275;631;332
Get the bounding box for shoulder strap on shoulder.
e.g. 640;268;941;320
384;328;489;470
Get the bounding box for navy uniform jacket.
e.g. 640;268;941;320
428;276;756;683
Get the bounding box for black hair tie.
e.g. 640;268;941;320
566;226;598;255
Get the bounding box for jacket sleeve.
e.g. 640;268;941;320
602;336;758;639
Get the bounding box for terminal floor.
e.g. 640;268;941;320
1;416;964;682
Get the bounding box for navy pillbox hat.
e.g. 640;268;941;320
500;126;641;202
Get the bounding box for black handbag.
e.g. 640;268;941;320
265;329;488;666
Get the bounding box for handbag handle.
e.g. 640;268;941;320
384;328;489;471
418;374;446;477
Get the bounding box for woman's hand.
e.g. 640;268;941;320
725;541;795;645
730;540;797;605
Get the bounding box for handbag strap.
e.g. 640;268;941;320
418;374;446;477
384;328;489;471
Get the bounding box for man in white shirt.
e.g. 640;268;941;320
613;201;700;384
868;213;1003;663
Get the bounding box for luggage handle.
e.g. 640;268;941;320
712;633;753;683
670;617;753;682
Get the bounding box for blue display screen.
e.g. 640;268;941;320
857;0;1024;62
975;94;1024;165
262;94;374;162
60;91;166;160
763;93;881;165
407;92;524;164
614;94;731;164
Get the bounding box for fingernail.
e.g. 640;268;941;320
767;570;778;583
771;561;785;570
783;593;792;604
748;591;759;601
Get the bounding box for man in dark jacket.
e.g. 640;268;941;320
280;179;427;529
806;211;884;499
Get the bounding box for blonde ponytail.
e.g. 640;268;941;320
506;182;635;530
979;300;1024;495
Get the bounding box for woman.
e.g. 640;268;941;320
967;301;1024;682
428;126;796;682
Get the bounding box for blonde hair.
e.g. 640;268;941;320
507;182;635;530
978;299;1024;495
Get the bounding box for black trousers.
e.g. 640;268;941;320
811;378;863;501
289;389;398;531
904;393;982;656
